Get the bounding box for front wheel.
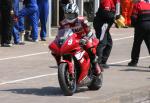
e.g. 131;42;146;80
88;73;103;90
58;63;77;96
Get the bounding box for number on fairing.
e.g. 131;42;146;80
68;39;73;45
75;51;85;60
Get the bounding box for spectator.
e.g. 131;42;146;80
128;0;150;67
121;0;133;27
37;0;49;41
93;0;121;68
18;0;25;42
24;16;32;40
18;0;39;42
0;0;13;47
12;0;25;45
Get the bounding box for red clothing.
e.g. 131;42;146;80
121;0;133;26
100;0;120;12
59;16;90;38
132;1;150;16
131;1;150;25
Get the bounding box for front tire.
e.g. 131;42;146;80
58;63;77;96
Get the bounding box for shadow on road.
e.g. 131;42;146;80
109;64;150;72
109;64;149;69
49;66;57;69
1;86;63;96
1;86;90;96
120;68;150;72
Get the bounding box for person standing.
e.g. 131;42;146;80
93;0;120;68
37;0;49;41
18;0;39;42
12;0;25;44
0;0;13;47
121;0;133;27
18;0;25;41
128;0;150;67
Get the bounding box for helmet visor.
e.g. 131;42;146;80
65;13;77;20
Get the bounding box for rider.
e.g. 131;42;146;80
51;3;101;83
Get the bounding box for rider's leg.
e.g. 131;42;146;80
84;39;102;76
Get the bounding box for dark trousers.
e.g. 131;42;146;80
94;20;113;64
131;24;150;63
1;8;13;44
19;5;39;40
37;0;49;39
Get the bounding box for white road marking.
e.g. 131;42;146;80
0;73;57;86
0;52;48;61
0;35;149;101
0;36;133;61
109;56;150;65
0;56;149;86
113;36;133;41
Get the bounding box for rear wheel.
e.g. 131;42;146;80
88;73;103;90
58;63;77;96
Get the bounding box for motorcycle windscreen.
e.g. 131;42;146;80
55;29;80;55
55;28;74;45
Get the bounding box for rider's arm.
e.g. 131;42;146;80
80;17;91;34
80;17;95;39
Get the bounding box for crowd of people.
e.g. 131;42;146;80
0;0;149;69
94;0;150;68
59;0;150;69
0;0;49;47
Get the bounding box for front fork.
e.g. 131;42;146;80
53;54;75;79
60;59;75;78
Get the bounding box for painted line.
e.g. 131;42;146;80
0;52;48;61
0;36;133;61
0;73;57;86
0;36;148;86
113;36;133;41
0;56;149;86
109;56;150;65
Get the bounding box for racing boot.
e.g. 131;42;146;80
78;75;91;87
92;57;102;76
87;49;102;76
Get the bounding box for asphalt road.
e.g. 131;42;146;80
0;28;149;103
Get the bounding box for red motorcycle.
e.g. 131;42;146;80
49;29;103;96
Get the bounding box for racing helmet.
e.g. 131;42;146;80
64;3;79;23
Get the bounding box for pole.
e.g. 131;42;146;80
77;0;84;16
47;0;52;37
52;0;59;26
